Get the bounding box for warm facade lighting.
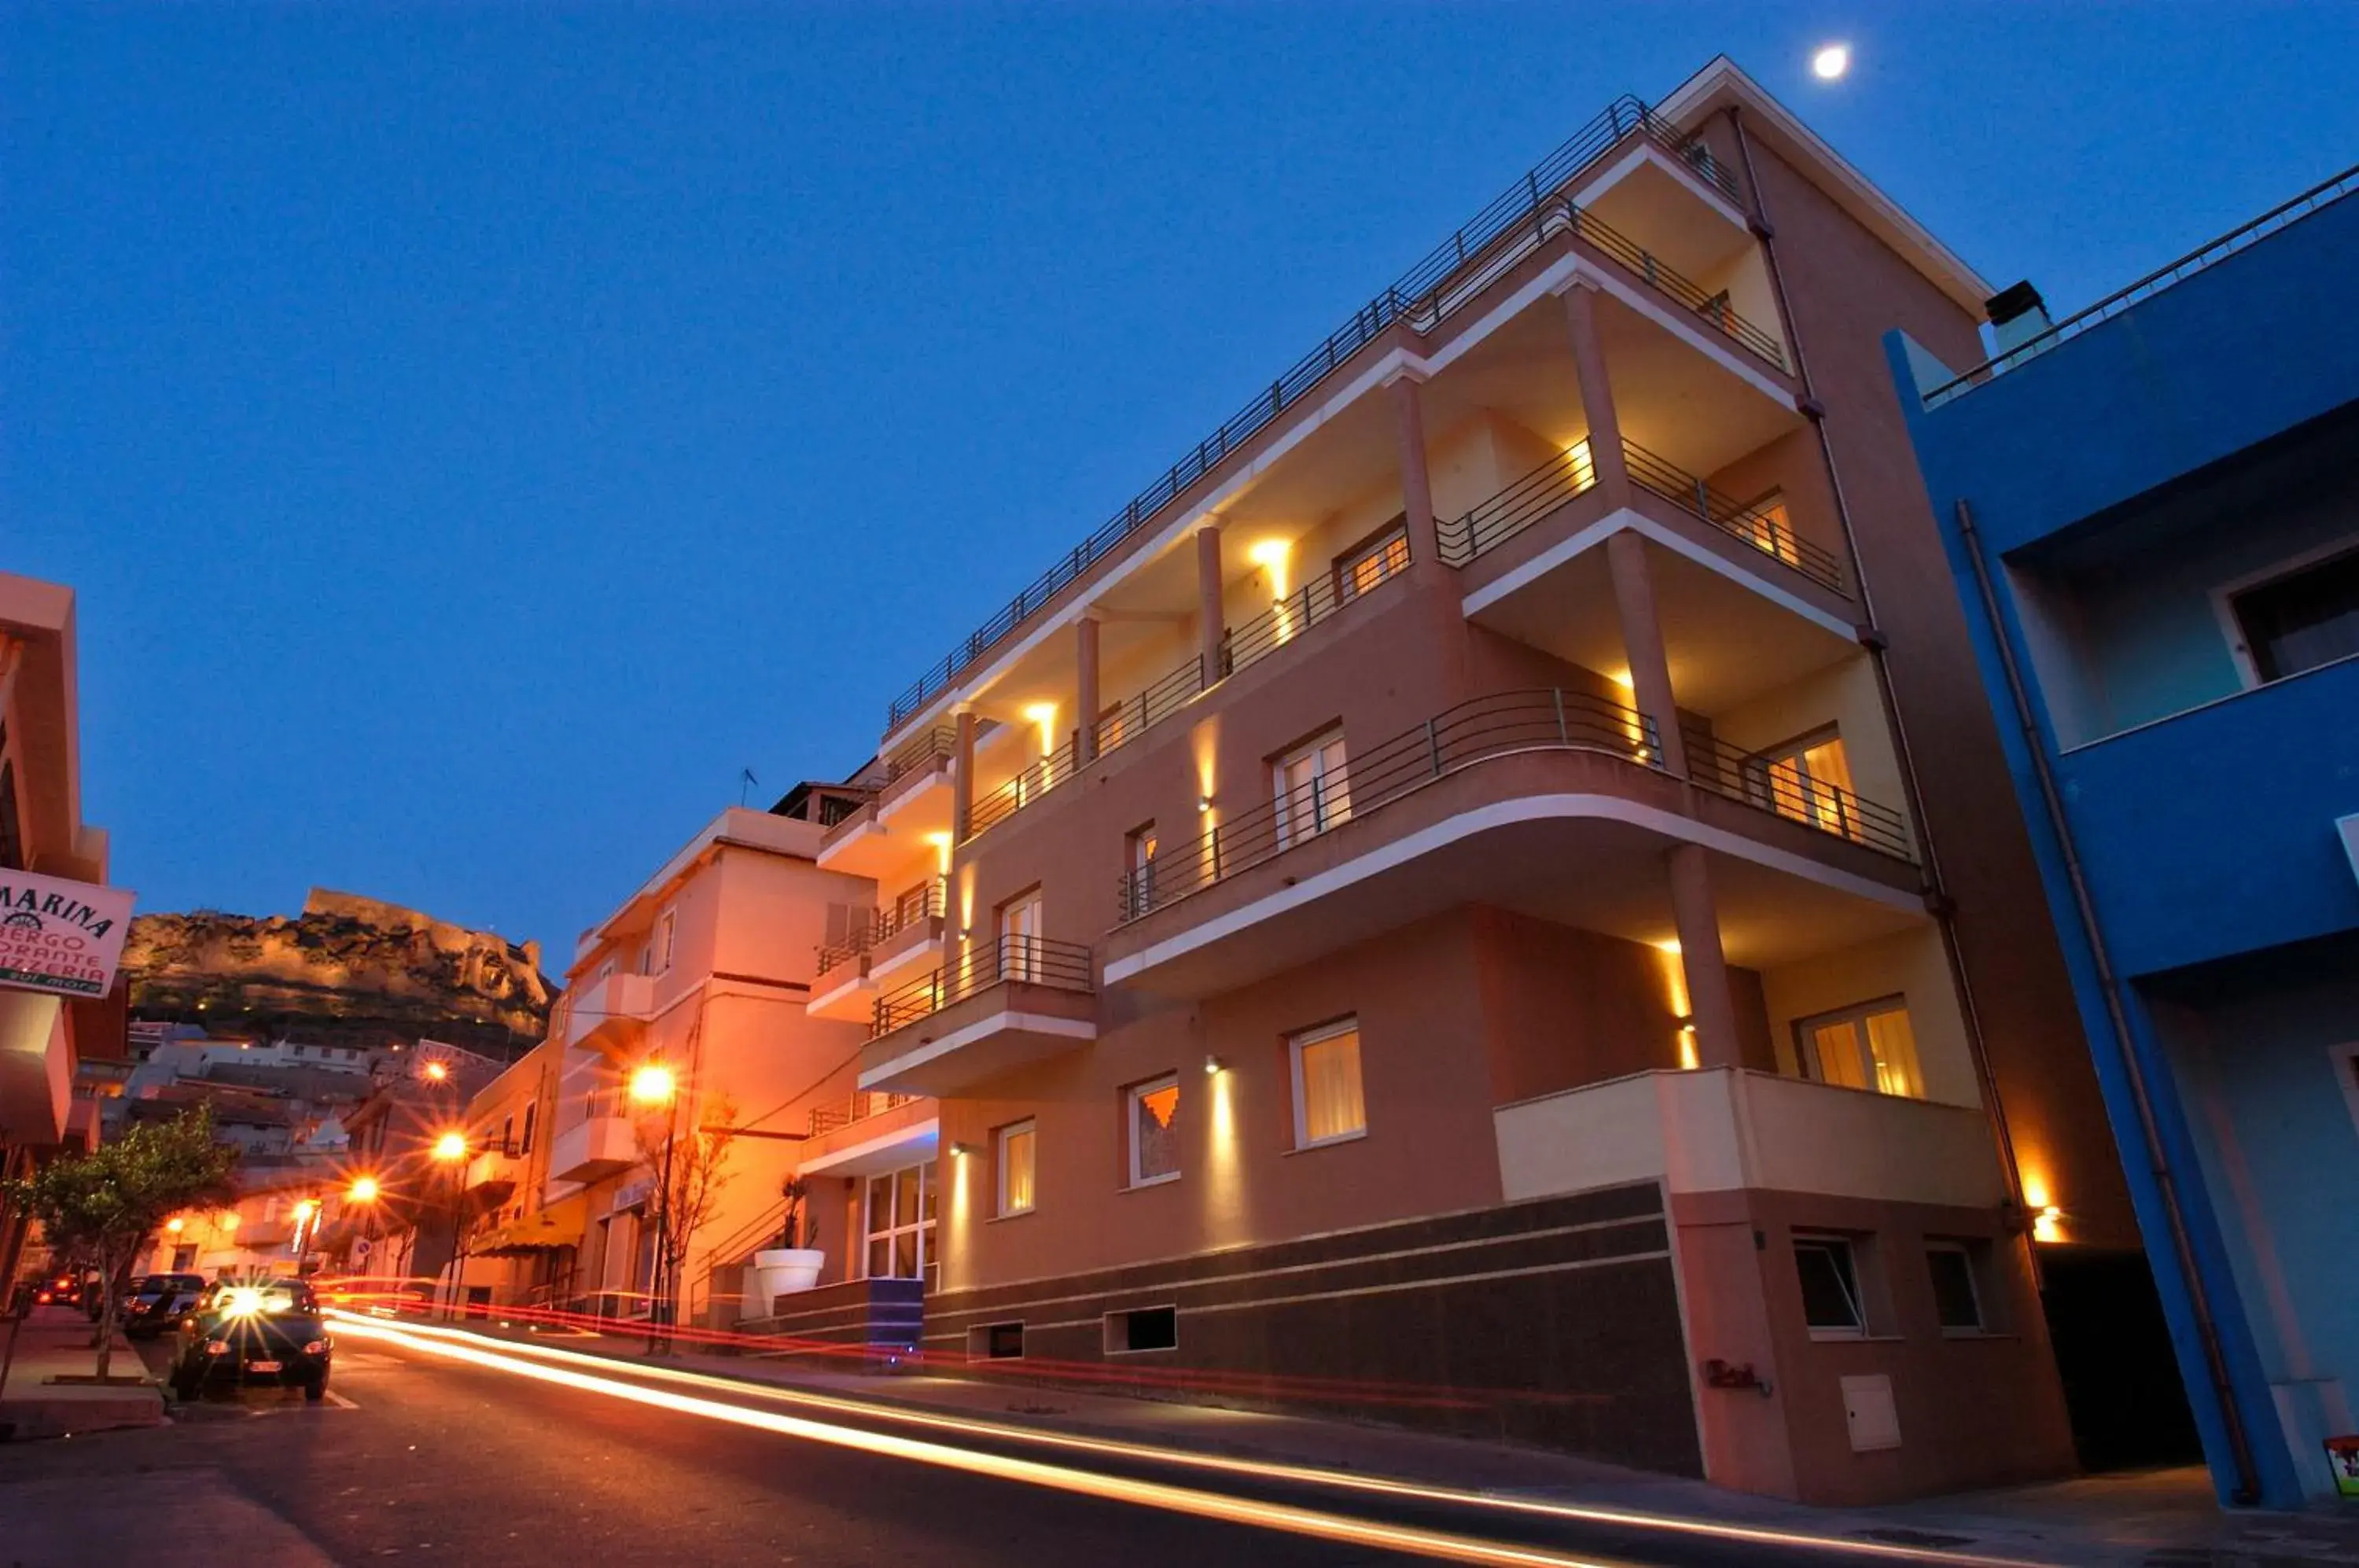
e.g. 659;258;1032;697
218;1212;240;1232
1196;793;1213;813
1811;42;1850;80
1203;1055;1225;1076
1247;539;1292;602
2033;1205;2066;1244
1607;670;1635;690
293;1198;319;1220
629;1062;679;1108
948;1141;972;1158
165;1216;186;1234
432;1131;470;1163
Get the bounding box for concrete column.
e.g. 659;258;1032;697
1560;279;1632;504
1195;525;1225;688
1388;374;1441;566
1075;613;1102;764
1606;529;1688;778
951;708;977;843
1668;844;1742;1071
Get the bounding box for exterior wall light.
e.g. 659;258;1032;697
1197;794;1213;813
1204;1054;1225;1076
949;1141;972;1158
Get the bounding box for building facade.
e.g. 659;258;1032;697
800;59;2144;1505
1893;165;2359;1507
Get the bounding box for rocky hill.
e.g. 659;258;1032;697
121;889;557;1058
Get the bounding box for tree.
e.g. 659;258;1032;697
3;1108;238;1380
633;1091;735;1349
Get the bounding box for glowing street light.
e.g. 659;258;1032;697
346;1175;381;1204
164;1216;186;1235
1811;42;1851;81
421;1061;450;1084
628;1062;678;1108
432;1131;469;1163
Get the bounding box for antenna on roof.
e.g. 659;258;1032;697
739;767;759;807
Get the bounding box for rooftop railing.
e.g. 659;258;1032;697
870;934;1094;1039
885;96;1739;734
1622;440;1846;593
1922;160;2359;410
1117;689;1662;921
1685;735;1915;862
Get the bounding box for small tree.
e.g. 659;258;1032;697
4;1108;237;1380
775;1175;818;1252
634;1091;736;1346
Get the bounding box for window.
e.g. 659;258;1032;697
999;890;1043;982
1794;1236;1867;1338
1747;729;1861;841
996;1121;1036;1216
1274;729;1350;848
637;943;653;976
1104;1305;1179;1354
970;1322;1025;1360
1796;999;1923;1099
1334;521;1411;603
657;910;677;973
521;1102;536;1154
1124;825;1158;919
892;879;935;931
1290;1019;1367;1147
863;1164;937;1288
1127;1075;1181;1187
500;1115;514;1154
1926;1243;1985;1334
1725;492;1802;569
2230;545;2359;683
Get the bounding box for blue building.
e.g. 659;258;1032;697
1889;166;2359;1508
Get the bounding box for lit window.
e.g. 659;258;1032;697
1124;825;1158;919
1796;998;1923;1099
1335;524;1411;603
999;891;1043;983
997;1121;1036;1216
1273;730;1350;848
1926;1243;1985;1334
2231;546;2359;683
1128;1075;1181;1187
1748;730;1862;842
863;1164;935;1288
1794;1236;1867;1337
1290;1020;1367;1147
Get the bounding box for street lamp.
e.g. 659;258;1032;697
432;1132;470;1320
341;1174;385;1294
627;1062;680;1352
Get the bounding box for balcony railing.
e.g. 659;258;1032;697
870;935;1095;1038
1224;532;1411;679
1437;444;1599;565
1686;734;1914;862
1117;689;1662;920
1922;159;2359;410
1622;440;1846;593
1096;656;1205;760
808;1090;918;1139
1559;204;1786;370
884;96;1737;734
967;738;1078;841
817;879;948;980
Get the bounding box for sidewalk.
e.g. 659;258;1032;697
445;1320;2359;1566
0;1307;166;1441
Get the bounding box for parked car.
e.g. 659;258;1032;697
168;1279;333;1403
124;1273;210;1339
30;1271;80;1308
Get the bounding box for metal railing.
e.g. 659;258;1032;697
1922;160;2359;410
1224;533;1412;679
1095;656;1205;760
870;934;1095;1038
1437;444;1599;565
816;880;947;980
1558;204;1786;369
1686;735;1914;861
1117;690;1662;920
1622;440;1846;593
966;738;1078;841
884;96;1738;734
809;1090;919;1138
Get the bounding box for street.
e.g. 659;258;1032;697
0;1319;2002;1568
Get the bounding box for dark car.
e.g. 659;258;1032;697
31;1271;80;1308
169;1279;334;1402
125;1273;211;1339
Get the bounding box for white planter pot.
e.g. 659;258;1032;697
748;1248;825;1315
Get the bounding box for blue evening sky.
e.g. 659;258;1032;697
9;5;2356;966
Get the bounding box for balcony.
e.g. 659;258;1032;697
858;935;1098;1096
810;882;950;1022
547;1115;639;1185
465;1142;521;1206
564;970;657;1055
819;727;961;878
797;1091;939;1178
1495;1067;2004;1211
0;989;70;1148
1106;688;1924;999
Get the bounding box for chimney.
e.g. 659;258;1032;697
1985;280;2052;357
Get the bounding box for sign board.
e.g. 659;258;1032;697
0;870;136;999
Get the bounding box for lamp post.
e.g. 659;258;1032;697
341;1175;382;1296
627;1062;679;1353
431;1131;469;1320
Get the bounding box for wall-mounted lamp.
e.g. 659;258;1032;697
2032;1204;2066;1243
1675;1018;1697;1034
1203;1054;1225;1077
1197;793;1213;813
949;1141;973;1159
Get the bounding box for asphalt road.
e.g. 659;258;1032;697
0;1327;1988;1568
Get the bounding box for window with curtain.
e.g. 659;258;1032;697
997;1121;1036;1216
2232;546;2359;682
1748;729;1860;842
1273;730;1350;849
1795;999;1923;1099
1128;1076;1181;1187
1290;1020;1367;1147
999;890;1043;982
1334;521;1410;603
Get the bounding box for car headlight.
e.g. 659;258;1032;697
303;1339;330;1356
204;1339;232;1356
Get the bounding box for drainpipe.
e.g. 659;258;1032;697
1723;105;2033;1247
1953;497;2260;1505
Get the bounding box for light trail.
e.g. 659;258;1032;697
331;1312;1629;1568
334;1312;2035;1567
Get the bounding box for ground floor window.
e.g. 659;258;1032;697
1926;1242;1986;1334
1290;1019;1367;1147
1794;1235;1868;1338
1127;1075;1181;1187
863;1164;937;1290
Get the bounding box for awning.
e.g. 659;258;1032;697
472;1195;588;1255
